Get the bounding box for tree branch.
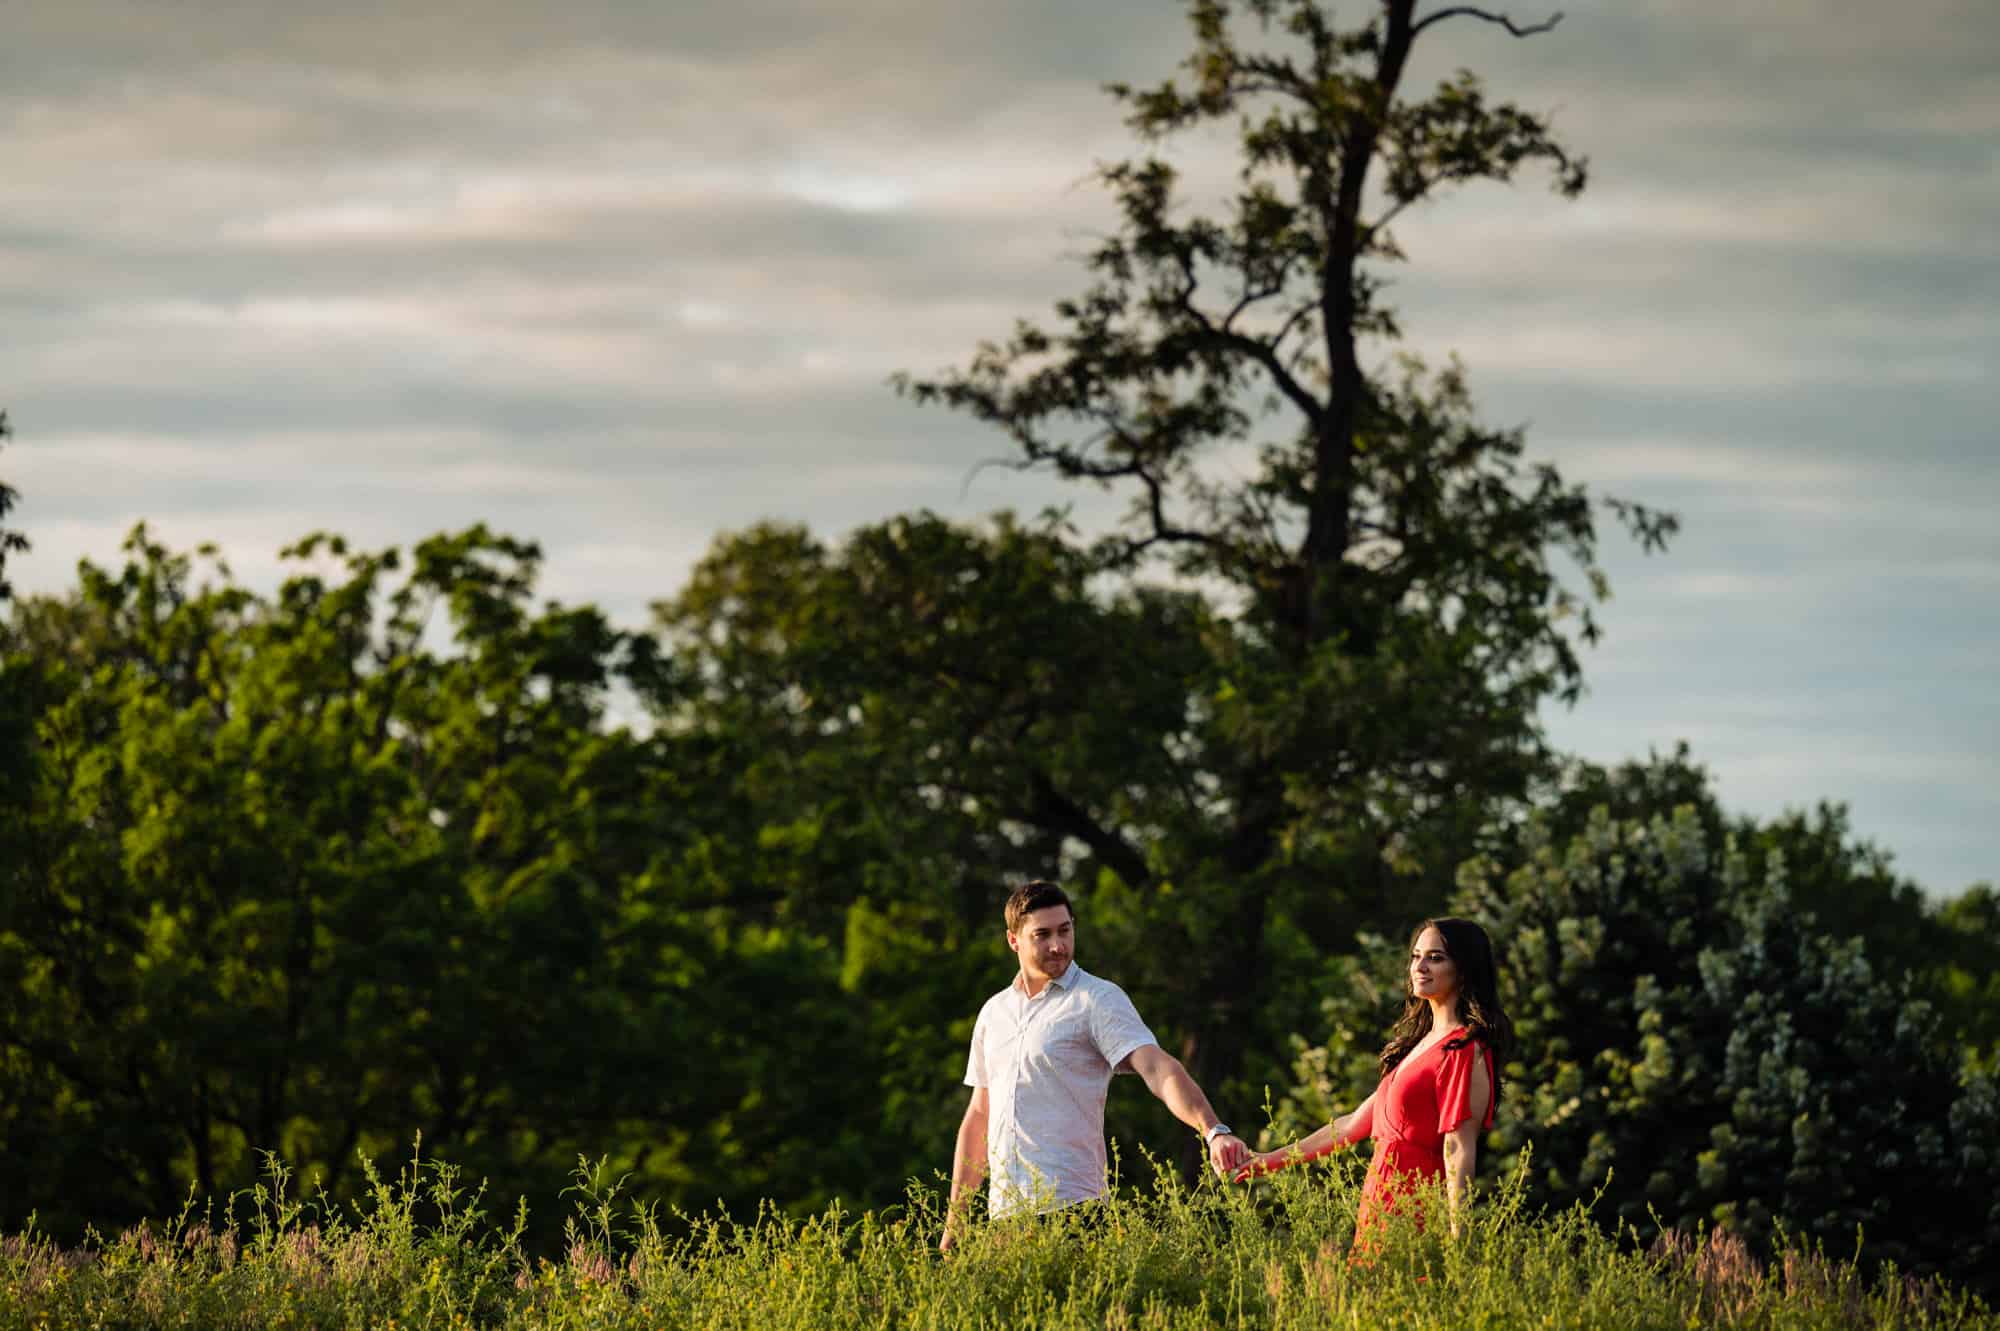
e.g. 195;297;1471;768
1219;279;1287;335
1182;318;1325;429
1361;195;1420;242
1073;410;1236;558
1156;235;1325;430
1023;768;1153;889
957;452;1036;501
1412;6;1563;38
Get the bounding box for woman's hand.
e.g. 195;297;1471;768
1232;1149;1278;1182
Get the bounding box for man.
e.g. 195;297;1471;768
940;879;1251;1250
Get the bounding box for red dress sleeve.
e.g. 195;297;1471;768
1434;1037;1495;1135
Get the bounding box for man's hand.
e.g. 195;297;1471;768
1206;1131;1250;1178
941;1086;989;1256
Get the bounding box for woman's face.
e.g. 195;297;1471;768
1409;926;1459;1006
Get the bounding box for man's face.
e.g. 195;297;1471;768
1008;904;1075;985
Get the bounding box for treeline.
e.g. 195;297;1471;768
0;520;1994;1289
3;0;1997;1296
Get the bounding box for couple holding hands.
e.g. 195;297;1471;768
941;880;1511;1251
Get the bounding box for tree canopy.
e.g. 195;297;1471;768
0;527;889;1234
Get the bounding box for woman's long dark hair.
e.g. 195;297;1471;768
1378;917;1515;1100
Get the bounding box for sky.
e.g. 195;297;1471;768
3;0;1995;895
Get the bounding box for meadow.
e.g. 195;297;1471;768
2;1145;1991;1331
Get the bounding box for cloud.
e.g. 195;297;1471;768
4;0;1996;894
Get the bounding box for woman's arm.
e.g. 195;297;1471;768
1335;1091;1375;1146
1441;1048;1491;1232
1247;1090;1376;1172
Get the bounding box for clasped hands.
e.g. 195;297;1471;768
1232;1106;1364;1180
1205;1129;1251;1178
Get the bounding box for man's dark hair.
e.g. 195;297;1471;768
1004;879;1071;934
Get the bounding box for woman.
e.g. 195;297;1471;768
1247;917;1513;1242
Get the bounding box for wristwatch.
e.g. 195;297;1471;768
1203;1122;1234;1144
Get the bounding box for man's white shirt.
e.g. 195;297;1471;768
963;964;1157;1218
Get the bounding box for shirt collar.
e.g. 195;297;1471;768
1014;963;1084;997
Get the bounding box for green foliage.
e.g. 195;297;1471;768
1525;749;2000;1056
2;1152;1991;1330
1930;886;2000;1063
653;512;1208;1167
0;525;885;1237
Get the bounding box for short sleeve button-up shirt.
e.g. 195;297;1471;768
963;964;1157;1217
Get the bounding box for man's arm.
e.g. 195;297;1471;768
940;1086;990;1252
1123;1044;1250;1176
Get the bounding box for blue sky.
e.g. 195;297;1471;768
3;0;1994;894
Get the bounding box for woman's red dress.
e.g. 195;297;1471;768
1353;1027;1494;1245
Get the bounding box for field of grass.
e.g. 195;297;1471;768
2;1146;1991;1330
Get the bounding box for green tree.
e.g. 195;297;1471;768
1680;879;1995;1284
1511;746;1998;1051
0;525;888;1237
654;513;1221;1175
1929;884;2000;1063
880;0;1674;1113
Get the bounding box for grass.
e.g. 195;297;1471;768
1;1144;1991;1330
